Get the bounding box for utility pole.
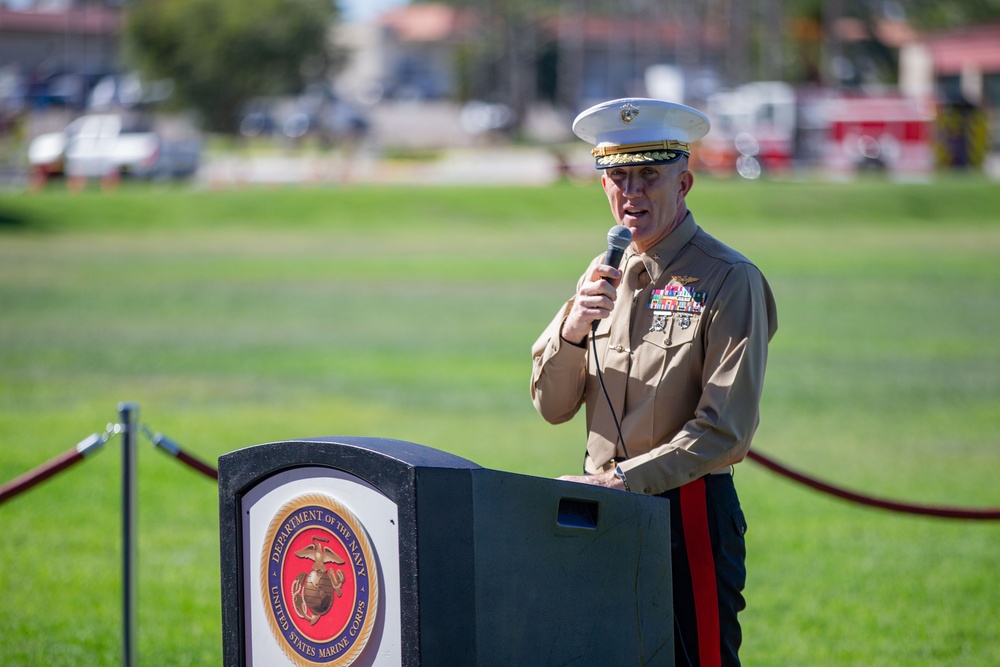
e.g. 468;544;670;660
557;0;586;111
762;0;786;81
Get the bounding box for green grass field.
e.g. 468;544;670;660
1;177;999;665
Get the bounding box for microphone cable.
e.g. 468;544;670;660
591;331;630;461
588;223;634;464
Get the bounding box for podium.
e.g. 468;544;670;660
219;437;674;666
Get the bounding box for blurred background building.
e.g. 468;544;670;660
1;1;122;116
1;0;999;183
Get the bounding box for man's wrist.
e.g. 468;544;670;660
559;320;588;348
614;465;630;491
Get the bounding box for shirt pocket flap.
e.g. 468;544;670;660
640;314;699;349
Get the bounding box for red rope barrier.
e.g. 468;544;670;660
9;419;993;521
746;449;1000;520
148;430;218;480
175;449;219;480
0;434;107;505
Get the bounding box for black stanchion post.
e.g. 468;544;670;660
119;402;138;667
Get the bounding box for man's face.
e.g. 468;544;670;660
600;161;694;253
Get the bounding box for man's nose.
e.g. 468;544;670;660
622;174;642;196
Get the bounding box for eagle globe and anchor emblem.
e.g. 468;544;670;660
261;493;379;667
291;536;348;624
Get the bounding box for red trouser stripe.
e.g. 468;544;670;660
680;478;721;667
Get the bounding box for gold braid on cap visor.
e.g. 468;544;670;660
592;139;691;167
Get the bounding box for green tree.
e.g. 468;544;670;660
125;0;337;133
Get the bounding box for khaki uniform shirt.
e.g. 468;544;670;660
531;212;778;496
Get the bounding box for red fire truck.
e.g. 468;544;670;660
696;81;935;180
823;94;936;179
697;81;798;179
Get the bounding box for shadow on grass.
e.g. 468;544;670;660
0;206;47;232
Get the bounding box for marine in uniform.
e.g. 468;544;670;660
530;98;778;666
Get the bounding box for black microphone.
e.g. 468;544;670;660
592;224;633;331
603;224;632;277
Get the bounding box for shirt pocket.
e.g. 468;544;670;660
639;312;700;349
632;313;701;389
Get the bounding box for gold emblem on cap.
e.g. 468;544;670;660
620;103;640;124
592;139;691;158
597;151;680;167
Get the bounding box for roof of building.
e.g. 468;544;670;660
0;5;121;36
378;3;475;43
922;23;1000;74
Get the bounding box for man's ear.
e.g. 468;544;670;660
679;169;694;199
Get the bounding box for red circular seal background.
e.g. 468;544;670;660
260;493;379;667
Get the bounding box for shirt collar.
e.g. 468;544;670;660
624;211;698;283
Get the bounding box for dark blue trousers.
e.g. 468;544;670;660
660;473;747;667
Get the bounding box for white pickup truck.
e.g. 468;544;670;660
28;113;201;181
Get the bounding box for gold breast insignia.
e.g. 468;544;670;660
671;275;699;286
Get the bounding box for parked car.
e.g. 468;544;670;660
27;113;202;181
238;86;369;144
